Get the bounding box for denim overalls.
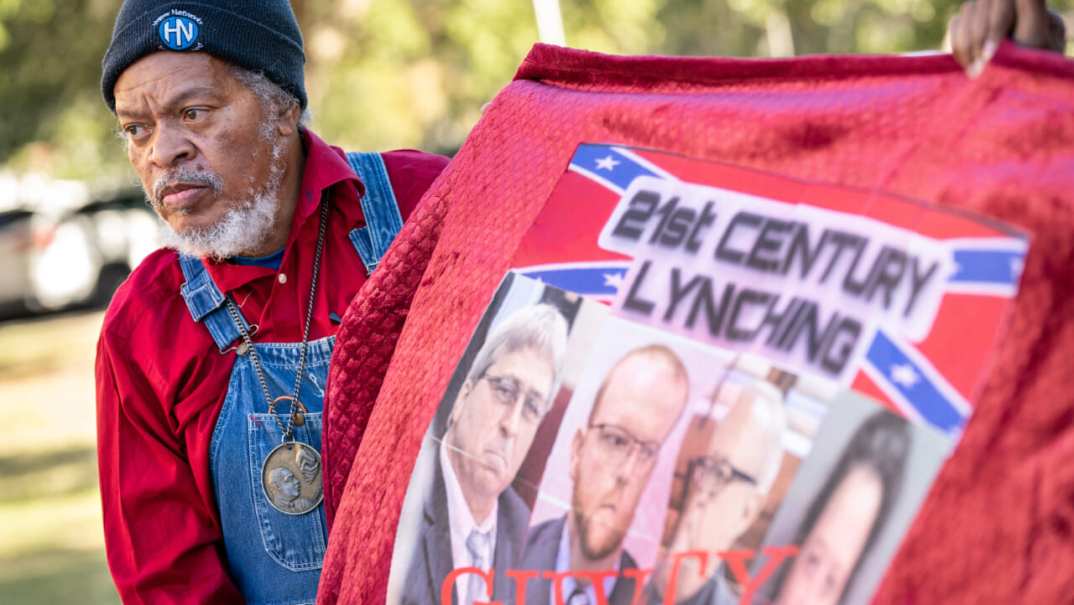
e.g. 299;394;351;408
178;152;403;605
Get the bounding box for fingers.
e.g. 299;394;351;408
1046;11;1068;53
950;2;975;68
950;0;1066;74
950;0;1021;74
950;1;992;70
1013;0;1053;47
987;0;1016;47
969;0;996;65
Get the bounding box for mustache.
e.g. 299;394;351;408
150;166;224;206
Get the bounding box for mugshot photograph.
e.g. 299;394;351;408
754;397;949;605
647;379;787;605
389;275;579;605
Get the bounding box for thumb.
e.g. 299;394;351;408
1013;0;1052;46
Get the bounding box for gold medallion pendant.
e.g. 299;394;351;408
235;198;331;518
261;441;323;516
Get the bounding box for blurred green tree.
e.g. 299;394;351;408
0;0;1070;182
0;0;121;181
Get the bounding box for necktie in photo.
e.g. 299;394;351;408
464;529;492;605
567;585;592;605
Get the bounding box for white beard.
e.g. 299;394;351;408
154;131;286;261
159;187;279;261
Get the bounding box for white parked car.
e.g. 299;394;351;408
0;189;162;316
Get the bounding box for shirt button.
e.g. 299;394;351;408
278;273;287;284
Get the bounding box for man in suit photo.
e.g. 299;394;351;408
401;303;570;605
521;344;691;605
649;382;786;605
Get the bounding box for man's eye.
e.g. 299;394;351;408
493;384;515;401
182;108;205;121
123;124;145;139
523;399;541;420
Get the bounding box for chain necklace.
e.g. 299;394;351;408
226;195;330;516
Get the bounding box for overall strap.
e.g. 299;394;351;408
345;151;404;274
178;253;251;352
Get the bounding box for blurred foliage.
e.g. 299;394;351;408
0;0;120;181
1;0;1071;183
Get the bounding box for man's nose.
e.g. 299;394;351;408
608;458;632;488
499;401;524;438
618;445;648;477
149;123;195;168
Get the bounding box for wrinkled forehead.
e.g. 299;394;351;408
114;52;237;114
486;346;557;394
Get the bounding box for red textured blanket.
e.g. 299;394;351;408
320;43;1074;604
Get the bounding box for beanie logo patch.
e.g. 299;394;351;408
153;10;203;51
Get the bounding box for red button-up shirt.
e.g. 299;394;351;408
95;130;447;604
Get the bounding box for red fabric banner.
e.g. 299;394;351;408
320;43;1074;604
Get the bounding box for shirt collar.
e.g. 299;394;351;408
290;128;362;230
440;440;498;605
202;128;361;294
555;517;619;605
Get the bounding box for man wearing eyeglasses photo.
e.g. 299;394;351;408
520;344;691;605
399;303;569;605
649;382;786;605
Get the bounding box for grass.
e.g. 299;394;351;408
0;310;121;604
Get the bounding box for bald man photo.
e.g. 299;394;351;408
648;382;787;605
520;344;691;605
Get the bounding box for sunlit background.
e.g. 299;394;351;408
0;1;1071;602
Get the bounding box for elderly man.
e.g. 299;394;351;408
649;382;786;605
520;344;690;605
400;303;569;605
94;1;447;603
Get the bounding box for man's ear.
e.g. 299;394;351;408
445;380;473;434
276;101;302;137
569;429;585;484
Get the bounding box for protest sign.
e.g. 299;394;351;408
385;146;1025;605
319;44;1074;605
512;144;1026;435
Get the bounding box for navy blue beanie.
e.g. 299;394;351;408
101;1;307;112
